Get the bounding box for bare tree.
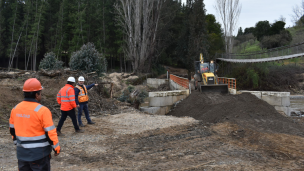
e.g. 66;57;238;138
291;0;304;26
8;1;18;71
115;0;163;73
279;15;286;23
214;0;242;54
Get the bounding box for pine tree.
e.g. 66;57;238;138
0;0;4;58
206;14;225;59
237;27;243;37
176;0;208;71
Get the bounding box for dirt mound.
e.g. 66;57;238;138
0;73;135;125
168;91;304;136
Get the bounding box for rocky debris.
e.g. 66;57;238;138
157;83;171;91
290;111;304;117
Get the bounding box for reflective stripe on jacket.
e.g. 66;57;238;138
76;85;89;103
9;100;59;161
57;84;77;111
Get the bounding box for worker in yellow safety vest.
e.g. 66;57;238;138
9;78;60;171
75;76;98;127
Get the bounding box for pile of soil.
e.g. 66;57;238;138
168;91;304;136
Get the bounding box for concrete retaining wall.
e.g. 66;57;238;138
170;79;187;90
170;74;189;90
240;91;291;116
140;90;190;115
229;88;237;95
147;78;168;88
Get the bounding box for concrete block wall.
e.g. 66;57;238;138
147;78;168;88
140;90;190;115
240;91;291;116
170;79;187;90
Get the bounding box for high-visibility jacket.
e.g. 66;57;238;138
76;85;89;103
9;99;60;161
57;84;77;111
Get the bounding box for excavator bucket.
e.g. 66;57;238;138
200;84;229;94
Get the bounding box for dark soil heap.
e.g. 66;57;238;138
168;91;304;136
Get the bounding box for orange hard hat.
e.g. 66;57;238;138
23;78;43;92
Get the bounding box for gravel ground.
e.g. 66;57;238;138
1;93;304;170
106;113;198;135
0;112;198;171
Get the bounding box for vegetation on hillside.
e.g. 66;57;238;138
228;2;304;92
0;0;225;73
225;63;304;92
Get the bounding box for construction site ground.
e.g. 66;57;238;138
1;71;304;170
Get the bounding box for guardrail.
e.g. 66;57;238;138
170;74;189;89
217;77;236;89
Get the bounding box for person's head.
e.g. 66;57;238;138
67;77;76;86
23;78;43;102
78;76;85;85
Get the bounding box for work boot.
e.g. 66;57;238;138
88;121;95;125
79;123;85;127
57;131;65;136
76;129;85;133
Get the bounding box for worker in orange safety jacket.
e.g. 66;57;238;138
56;77;84;136
9;78;60;171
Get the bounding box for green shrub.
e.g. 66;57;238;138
118;86;148;104
39;52;64;70
69;42;107;75
137;90;148;103
117;86;134;102
246;68;259;89
260;30;292;49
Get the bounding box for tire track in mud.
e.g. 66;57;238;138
61;123;290;170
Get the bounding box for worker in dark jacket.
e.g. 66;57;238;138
75;76;98;127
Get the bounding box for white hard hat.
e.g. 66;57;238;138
78;76;85;81
67;77;76;83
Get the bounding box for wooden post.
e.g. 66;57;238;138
110;83;113;98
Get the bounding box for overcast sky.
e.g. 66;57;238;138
182;0;302;35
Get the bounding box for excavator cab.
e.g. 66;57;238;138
194;54;228;93
195;61;216;75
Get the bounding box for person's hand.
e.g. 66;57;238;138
95;84;98;86
77;105;80;108
54;146;60;156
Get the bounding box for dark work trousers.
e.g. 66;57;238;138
18;154;51;171
77;103;92;125
57;109;80;132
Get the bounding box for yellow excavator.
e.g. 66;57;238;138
193;53;228;93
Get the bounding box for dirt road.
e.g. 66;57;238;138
1;108;304;170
